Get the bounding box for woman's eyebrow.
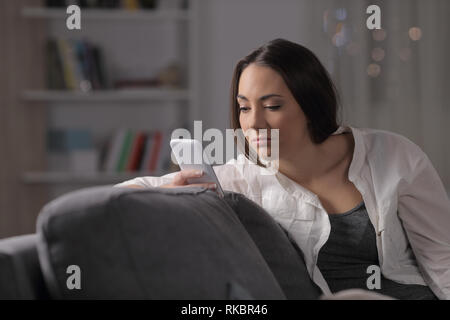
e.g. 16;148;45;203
237;94;283;101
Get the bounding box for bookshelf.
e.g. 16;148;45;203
21;1;200;196
22;88;190;103
22;171;165;184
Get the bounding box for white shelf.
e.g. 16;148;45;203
21;7;189;21
22;89;190;103
20;2;198;191
22;171;164;184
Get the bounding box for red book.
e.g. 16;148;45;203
148;131;162;173
126;132;146;172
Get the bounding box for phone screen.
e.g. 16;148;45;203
170;139;224;197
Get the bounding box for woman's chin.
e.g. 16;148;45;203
256;146;271;158
248;141;275;159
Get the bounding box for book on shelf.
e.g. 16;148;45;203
103;129;174;174
103;128;126;172
89;43;107;90
113;62;182;90
147;130;162;172
155;131;172;173
138;132;154;172
57;38;77;90
47;128;99;173
46;38;107;91
47;128;94;151
126;131;146;171
116;130;134;171
46;40;65;90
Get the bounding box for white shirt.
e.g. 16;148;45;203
115;126;450;299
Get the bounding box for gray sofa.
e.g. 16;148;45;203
0;185;322;300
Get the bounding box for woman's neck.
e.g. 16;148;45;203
278;134;351;187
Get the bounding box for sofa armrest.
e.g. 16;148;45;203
0;234;49;299
36;185;287;299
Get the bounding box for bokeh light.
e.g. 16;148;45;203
323;10;329;33
336;22;344;34
335;8;347;21
398;47;412;61
372;29;387;41
332;33;346;47
371;47;385;62
367;63;381;77
409;27;422;41
332;22;352;48
346;42;360;56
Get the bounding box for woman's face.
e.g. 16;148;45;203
237;63;311;160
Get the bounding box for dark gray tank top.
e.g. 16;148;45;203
317;201;437;300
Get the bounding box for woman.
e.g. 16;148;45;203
116;39;450;300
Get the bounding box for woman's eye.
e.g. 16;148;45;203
265;105;281;111
239;106;250;112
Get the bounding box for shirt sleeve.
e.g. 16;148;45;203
213;163;250;195
398;149;450;300
113;160;251;195
113;171;178;188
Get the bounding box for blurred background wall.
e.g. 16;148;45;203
1;0;449;238
0;0;49;239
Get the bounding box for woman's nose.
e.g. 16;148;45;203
248;107;266;129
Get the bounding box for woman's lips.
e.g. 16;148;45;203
251;138;271;146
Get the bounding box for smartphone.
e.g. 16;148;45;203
169;138;224;198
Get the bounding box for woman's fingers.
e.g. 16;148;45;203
187;183;217;189
159;182;216;190
173;169;203;185
162;170;216;191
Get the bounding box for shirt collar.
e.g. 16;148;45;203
341;125;364;182
275;171;321;206
273;125;365;206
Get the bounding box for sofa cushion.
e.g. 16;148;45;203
224;192;322;299
36;185;286;299
0;234;50;299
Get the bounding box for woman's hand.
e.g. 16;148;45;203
160;169;217;190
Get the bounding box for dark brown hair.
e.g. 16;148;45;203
230;38;340;148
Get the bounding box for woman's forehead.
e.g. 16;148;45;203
238;64;286;95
